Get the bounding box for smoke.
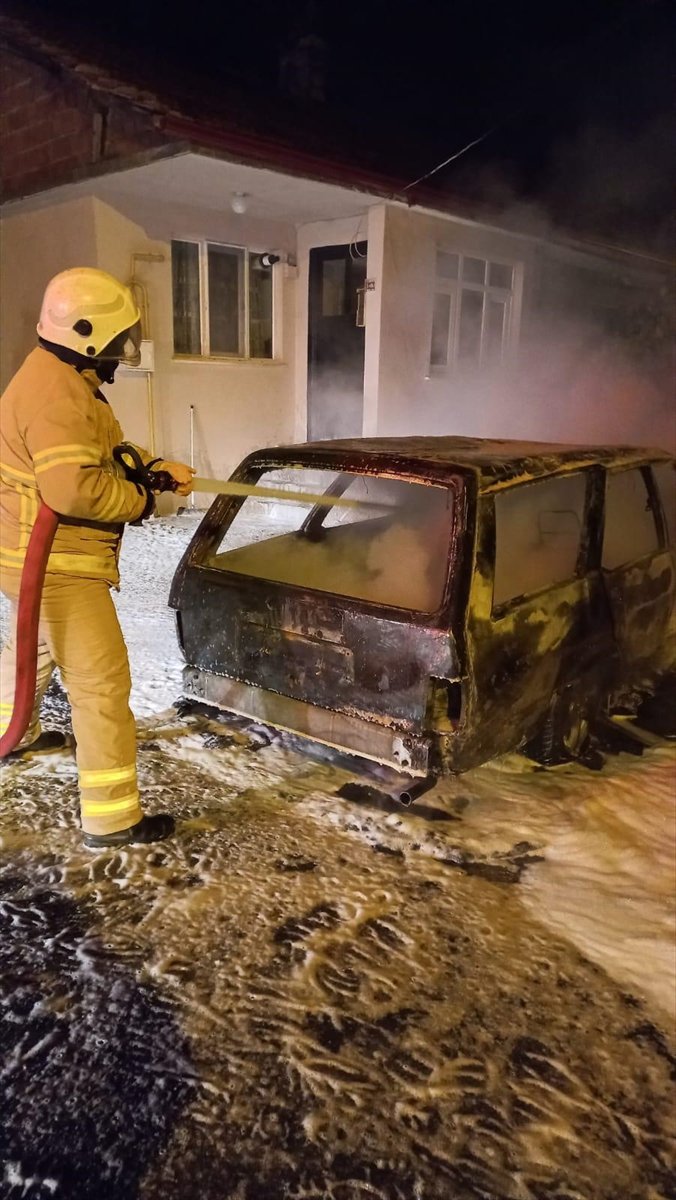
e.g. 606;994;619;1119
517;319;674;449
310;302;675;451
426;316;676;450
369;175;675;450
541;114;676;255
413;92;675;451
307;369;363;440
449;114;675;259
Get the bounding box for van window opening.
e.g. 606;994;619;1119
493;472;588;608
603;468;660;570
209;469;455;612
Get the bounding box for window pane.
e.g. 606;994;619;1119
430;292;451;366
249;257;273;358
603;469;660;569
208;244;244;355
484;298;506;365
436;251;459;279
653;462;675;545
457;289;483;364
211;470;455;612
462;256;486;284
488;261;513;289
494;473;587;607
322;258;346;316
172;240;201;355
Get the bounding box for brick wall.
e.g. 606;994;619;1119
0;46;167;199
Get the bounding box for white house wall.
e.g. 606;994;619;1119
3;185;672;478
1;193;299;498
375;204;536;437
91;197;298;482
0;196;98;384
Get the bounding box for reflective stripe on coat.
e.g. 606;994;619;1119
0;347;153;587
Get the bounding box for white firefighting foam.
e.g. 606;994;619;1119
0;511;674;1028
1;513;675;1196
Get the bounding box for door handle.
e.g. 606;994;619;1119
355;286;365;328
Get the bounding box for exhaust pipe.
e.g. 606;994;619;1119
385;773;438;807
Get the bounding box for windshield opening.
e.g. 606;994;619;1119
207;468;456;613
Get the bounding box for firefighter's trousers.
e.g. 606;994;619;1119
0;574;143;836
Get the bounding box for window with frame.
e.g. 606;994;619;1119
602;468;660;570
430;251;516;371
172;240;274;359
493;472;587;610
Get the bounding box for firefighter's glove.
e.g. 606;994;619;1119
154;460;196;496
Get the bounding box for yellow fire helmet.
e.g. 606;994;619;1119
37;267;142;365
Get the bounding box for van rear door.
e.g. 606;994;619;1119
171;463;465;767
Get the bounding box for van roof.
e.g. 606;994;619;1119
256;437;673;492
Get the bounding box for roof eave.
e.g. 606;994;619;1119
158;115;409;205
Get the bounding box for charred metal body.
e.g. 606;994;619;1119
169;437;676;782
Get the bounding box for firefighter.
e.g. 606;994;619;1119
0;267;194;848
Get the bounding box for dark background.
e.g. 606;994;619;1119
7;0;676;249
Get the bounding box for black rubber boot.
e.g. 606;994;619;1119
83;813;175;850
5;730;71;760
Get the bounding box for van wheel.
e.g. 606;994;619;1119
525;690;590;766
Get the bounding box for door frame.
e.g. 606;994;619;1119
294;208;385;443
307;241;367;441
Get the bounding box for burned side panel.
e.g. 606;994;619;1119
463;582;614;769
453;478;616;771
603;553;676;691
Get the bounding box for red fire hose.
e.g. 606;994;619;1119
0;501;59;757
0;449;165;758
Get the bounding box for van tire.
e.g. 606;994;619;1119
525;689;590;766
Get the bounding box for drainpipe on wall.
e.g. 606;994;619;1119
127;252;165;456
189;403;195;510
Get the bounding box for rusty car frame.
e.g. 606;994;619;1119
169;437;675;793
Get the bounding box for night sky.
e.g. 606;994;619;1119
7;0;676;248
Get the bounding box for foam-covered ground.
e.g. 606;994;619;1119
1;514;675;1200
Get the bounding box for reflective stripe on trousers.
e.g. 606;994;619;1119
0;574;143;835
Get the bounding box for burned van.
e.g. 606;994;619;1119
169;438;675;778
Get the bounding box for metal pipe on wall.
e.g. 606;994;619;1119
189;403;195;510
127;252;165;457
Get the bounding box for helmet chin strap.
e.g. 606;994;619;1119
95;360;118;385
38;337;118;384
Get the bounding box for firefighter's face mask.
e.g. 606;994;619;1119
97;320;143;368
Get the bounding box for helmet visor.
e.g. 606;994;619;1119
98;320;142;366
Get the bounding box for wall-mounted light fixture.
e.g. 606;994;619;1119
231;192;249;214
